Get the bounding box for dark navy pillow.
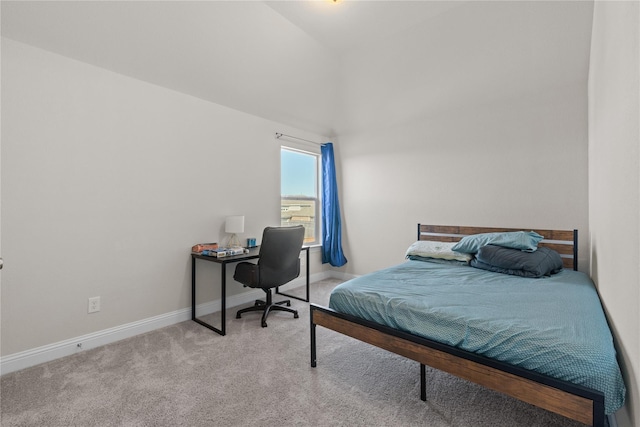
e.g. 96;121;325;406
470;245;563;278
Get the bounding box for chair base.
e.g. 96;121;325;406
236;290;298;327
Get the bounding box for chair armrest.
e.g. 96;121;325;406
233;262;259;287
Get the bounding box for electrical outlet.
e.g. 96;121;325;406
88;296;101;313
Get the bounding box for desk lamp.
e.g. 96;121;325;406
225;215;244;248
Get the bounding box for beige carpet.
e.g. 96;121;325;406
1;279;589;426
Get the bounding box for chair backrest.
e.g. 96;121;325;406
258;225;305;288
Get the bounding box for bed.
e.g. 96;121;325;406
310;224;626;427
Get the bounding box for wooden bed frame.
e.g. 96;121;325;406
310;224;606;427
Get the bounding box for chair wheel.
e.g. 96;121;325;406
286;301;291;307
236;314;241;319
294;312;299;319
261;321;268;327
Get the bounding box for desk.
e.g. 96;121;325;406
191;246;310;335
191;248;259;335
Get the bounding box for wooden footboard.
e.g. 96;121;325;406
310;304;605;427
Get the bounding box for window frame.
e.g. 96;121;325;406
280;145;321;246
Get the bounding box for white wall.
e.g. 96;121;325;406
0;38;329;357
588;2;640;426
336;1;594;276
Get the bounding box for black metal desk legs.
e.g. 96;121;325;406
276;247;310;302
192;257;226;336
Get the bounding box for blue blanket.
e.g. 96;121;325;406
329;260;626;414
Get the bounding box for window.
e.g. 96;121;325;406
281;147;320;245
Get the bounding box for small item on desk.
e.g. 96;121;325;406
202;248;229;258
227;247;245;256
200;247;245;257
247;238;257;248
192;242;219;253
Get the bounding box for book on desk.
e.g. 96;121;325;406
200;247;247;258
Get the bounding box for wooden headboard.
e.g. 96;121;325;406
417;224;578;271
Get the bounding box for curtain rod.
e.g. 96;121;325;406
275;132;325;146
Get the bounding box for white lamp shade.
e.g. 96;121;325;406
225;215;245;234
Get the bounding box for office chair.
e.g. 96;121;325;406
234;225;305;327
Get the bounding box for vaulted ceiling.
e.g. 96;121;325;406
1;1;465;136
264;1;461;53
1;1;592;137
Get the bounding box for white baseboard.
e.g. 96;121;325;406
0;307;192;376
0;271;338;375
327;271;359;281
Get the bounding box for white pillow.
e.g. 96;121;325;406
406;240;473;262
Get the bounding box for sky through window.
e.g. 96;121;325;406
281;149;317;197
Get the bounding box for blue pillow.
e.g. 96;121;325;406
451;231;543;254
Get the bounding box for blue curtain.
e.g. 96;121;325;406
321;143;347;267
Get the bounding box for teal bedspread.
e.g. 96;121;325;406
329;260;626;414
